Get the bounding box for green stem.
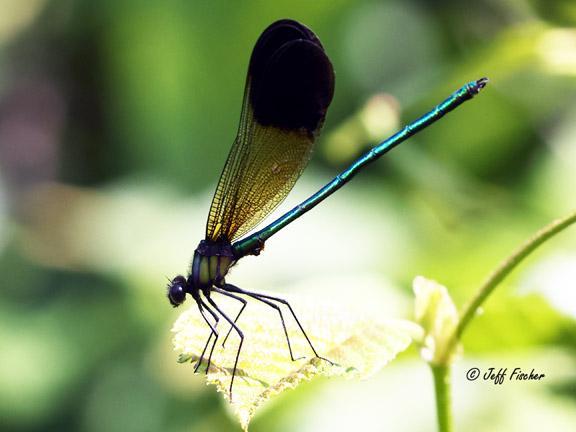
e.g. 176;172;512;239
430;209;576;432
432;364;453;432
439;209;576;363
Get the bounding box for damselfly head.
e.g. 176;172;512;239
167;275;187;307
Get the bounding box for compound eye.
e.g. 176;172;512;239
167;276;187;307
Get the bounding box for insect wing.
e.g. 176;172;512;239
206;20;334;242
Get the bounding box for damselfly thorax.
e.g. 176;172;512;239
190;240;235;291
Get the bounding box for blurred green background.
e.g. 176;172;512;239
1;0;575;431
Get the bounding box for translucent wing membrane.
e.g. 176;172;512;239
206;20;334;242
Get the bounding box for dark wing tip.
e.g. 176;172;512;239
251;19;323;62
249;21;334;133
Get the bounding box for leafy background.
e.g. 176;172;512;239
1;0;575;431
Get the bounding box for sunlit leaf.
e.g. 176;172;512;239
172;292;419;430
413;276;459;364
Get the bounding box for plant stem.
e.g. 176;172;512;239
439;209;576;363
430;209;576;432
432;364;453;432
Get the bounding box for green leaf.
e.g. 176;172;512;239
172;292;419;430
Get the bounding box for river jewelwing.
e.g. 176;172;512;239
167;18;487;398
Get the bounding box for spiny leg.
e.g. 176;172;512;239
228;287;332;365
204;293;244;400
217;289;247;348
195;299;219;374
195;300;218;373
195;331;213;374
259;292;334;364
194;301;214;373
222;283;303;361
200;298;222;374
